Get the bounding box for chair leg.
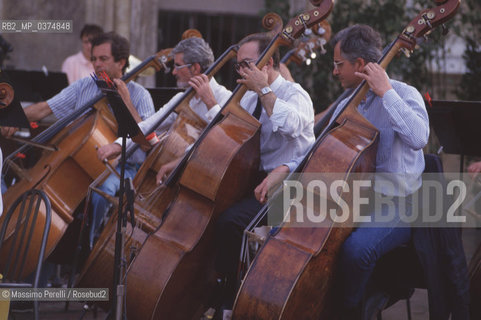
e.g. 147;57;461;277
406;298;412;320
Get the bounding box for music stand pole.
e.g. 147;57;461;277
94;81;148;320
113;133;127;320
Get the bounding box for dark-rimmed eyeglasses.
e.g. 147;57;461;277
234;59;257;71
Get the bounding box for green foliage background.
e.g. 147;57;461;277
263;0;479;112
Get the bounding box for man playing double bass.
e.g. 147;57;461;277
327;25;430;319
0;32;155;248
211;33;316;317
96;37;232;230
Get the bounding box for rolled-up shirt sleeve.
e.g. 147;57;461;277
269;86;314;138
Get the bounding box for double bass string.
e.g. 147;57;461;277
239;40;396;252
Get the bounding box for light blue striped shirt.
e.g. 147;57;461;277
331;79;429;196
47;77;155;164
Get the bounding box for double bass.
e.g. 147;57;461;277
76;12;286;317
233;1;460;319
76;31;241;303
0;45;174;278
119;4;332;318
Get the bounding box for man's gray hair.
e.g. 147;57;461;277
172;37;214;71
331;24;382;64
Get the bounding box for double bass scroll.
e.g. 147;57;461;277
281;20;331;67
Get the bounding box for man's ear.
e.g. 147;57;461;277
266;57;274;69
354;57;366;71
192;62;202;75
117;58;127;71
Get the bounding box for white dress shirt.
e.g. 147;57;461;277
239;74;315;172
116;77;232;147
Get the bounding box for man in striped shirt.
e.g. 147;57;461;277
329;25;429;319
1;32;155;248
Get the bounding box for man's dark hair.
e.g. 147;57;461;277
331;24;382;64
80;24;103;39
91;32;130;74
238;33;280;70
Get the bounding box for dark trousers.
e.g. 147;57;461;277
214;194;263;304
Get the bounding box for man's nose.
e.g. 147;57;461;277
93;60;102;69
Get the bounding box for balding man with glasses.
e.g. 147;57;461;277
209;32;315;319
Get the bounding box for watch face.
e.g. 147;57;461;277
261;87;271;95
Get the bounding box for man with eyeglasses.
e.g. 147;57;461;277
326;24;431;319
209;32;315;318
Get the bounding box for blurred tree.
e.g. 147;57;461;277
262;0;456;112
455;0;481;100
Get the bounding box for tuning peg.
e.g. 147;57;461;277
401;48;411;58
298;49;307;61
319;43;326;55
442;24;449;36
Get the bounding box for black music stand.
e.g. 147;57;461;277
4;69;68;102
0;70;29;128
96;82;148;320
427;99;481;172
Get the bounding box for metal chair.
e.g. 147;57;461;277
0;189;52;320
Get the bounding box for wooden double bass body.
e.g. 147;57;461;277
77;12;291;319
76;43;240;308
124;6;337;318
234;103;379;320
233;1;460;318
0;48;172;278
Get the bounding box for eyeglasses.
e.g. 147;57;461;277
333;60;345;71
174;63;192;70
234;59;257;71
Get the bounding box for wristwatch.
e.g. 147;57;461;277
260;86;272;96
